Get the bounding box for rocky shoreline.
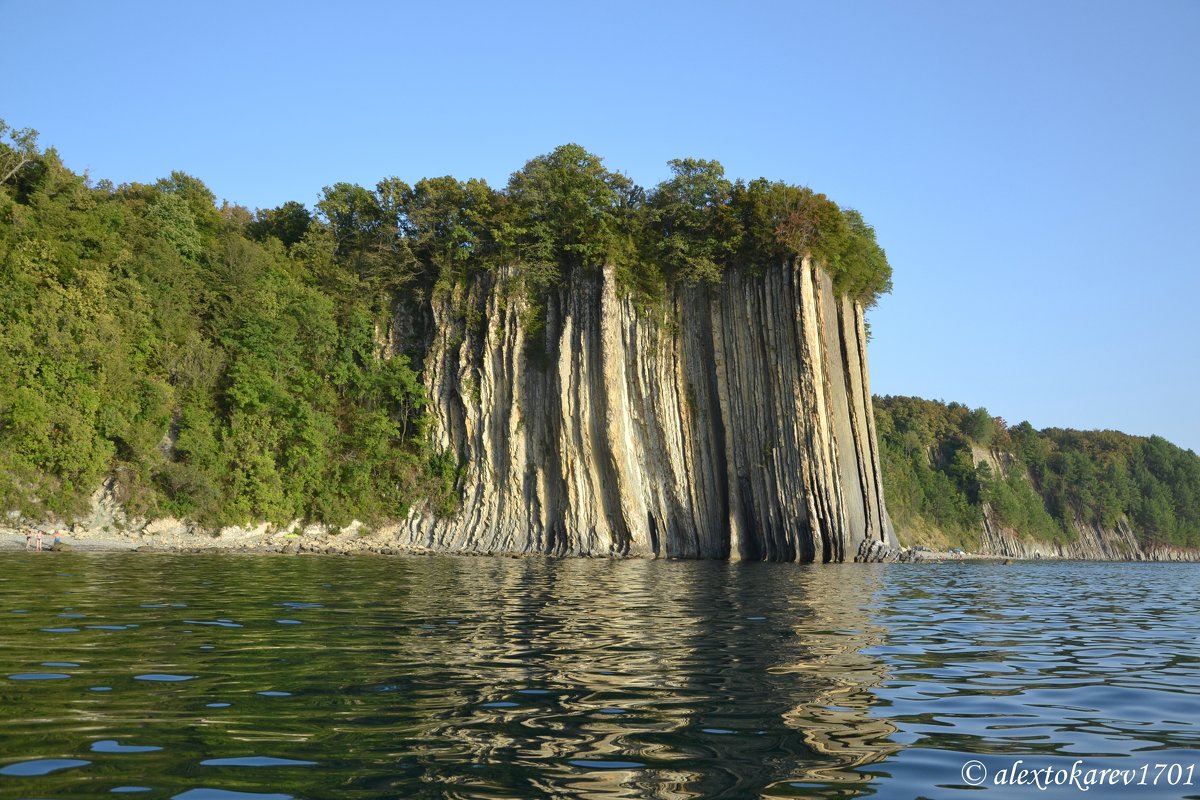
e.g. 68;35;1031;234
853;537;1200;564
4;521;1196;563
4;482;1196;563
0;519;435;558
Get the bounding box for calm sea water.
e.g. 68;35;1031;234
1;554;1198;799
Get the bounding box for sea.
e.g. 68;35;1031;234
1;553;1198;799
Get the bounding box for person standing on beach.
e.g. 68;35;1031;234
34;529;42;551
25;528;32;550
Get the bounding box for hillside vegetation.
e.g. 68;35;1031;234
0;121;890;528
875;396;1200;551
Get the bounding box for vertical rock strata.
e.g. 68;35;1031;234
401;258;896;561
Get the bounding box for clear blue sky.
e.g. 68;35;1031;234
5;0;1198;451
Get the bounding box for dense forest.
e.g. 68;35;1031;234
875;396;1200;550
0;120;890;528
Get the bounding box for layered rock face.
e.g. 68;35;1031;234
399;258;896;561
966;445;1198;561
979;512;1198;561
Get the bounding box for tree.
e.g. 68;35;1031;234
397;176;496;283
248;200;312;247
147;192;203;260
835;208;892;302
649;158;739;284
0;119;39;185
775;187;848;265
317;182;383;256
155;171;220;233
962;406;995;445
316;182;415;291
503;143;633;275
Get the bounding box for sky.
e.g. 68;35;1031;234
5;0;1199;451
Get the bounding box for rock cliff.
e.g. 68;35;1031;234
956;445;1197;561
399;258;896;561
977;510;1198;561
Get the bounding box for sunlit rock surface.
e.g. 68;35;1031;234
400;258;896;561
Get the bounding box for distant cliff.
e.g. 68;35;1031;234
875;396;1200;561
400;258;896;560
978;510;1189;560
969;445;1194;560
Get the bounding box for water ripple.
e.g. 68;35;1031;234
200;757;318;767
0;758;91;776
8;672;71;680
91;739;163;753
173;791;295;800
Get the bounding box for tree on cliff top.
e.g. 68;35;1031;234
501;144;635;285
648;158;740;285
0;119;39;185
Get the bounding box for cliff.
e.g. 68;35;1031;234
398;258;896;561
974;504;1200;561
969;442;1200;561
883;438;1200;563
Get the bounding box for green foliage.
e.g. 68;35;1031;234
399;175;497;285
0;118;40;185
0;134;447;527
147;192;203;260
492;144;893;308
247;200;312;248
979;464;1067;543
961;406;996;446
722;180;892;303
503;143;635;277
876;396;1200;550
648;158;739;285
874;398;983;546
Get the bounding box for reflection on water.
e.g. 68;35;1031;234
0;555;1198;799
0;555;892;798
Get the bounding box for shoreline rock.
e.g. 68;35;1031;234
3;522;1197;563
